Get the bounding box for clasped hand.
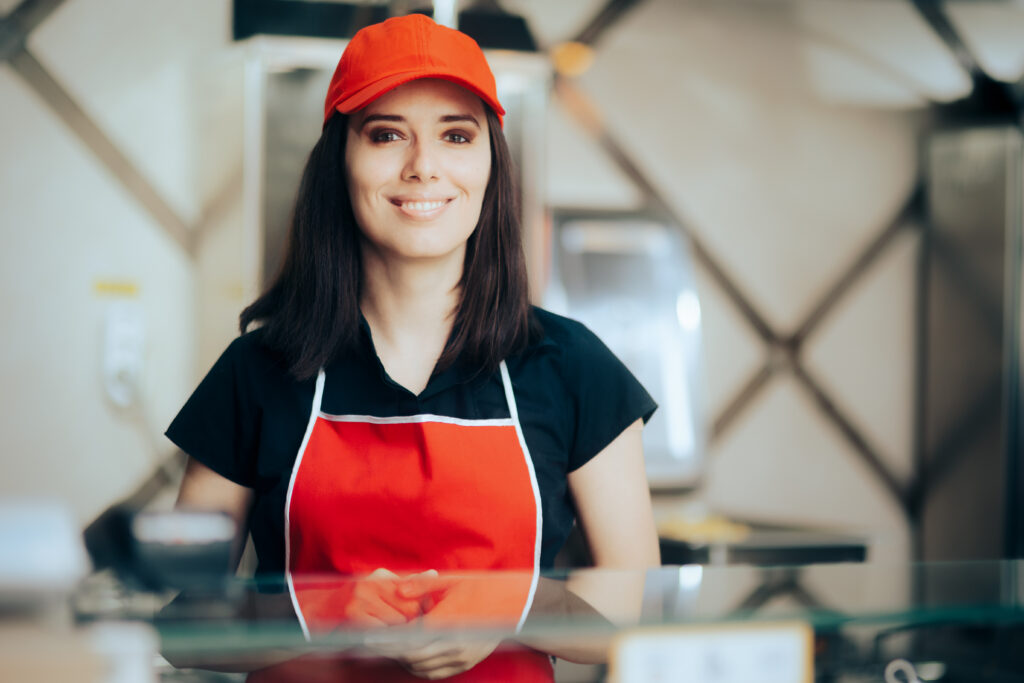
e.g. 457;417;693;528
354;568;501;679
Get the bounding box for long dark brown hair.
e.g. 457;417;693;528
240;106;536;381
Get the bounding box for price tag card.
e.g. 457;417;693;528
610;621;813;683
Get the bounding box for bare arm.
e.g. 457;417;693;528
168;457;284;673
520;419;659;664
568;418;660;570
175;456;253;547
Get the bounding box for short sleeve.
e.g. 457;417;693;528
165;334;265;488
558;317;658;472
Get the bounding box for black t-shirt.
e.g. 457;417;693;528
166;307;656;574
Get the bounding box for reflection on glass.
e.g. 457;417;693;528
53;562;1024;680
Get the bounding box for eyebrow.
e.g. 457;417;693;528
439;114;481;128
359;113;481;130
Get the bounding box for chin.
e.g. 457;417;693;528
378;239;465;263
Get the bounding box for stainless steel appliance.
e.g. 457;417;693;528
547;215;706;490
919;125;1024;563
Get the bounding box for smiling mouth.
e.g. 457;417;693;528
391;197;454;218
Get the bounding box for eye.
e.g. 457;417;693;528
370;129;402;143
444;131;473;144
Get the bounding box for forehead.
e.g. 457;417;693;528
358;78;487;119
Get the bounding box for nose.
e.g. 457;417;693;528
402;138;439;182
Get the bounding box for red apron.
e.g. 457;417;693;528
255;361;553;681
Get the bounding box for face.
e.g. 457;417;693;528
345;79;491;266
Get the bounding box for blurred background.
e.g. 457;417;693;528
2;0;1023;589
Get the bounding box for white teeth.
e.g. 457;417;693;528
403;200;446;211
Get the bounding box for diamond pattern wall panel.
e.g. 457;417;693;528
797;0;971;102
704;374;910;563
197;190;245;373
799;40;927;107
0;63;194;524
504;0;608;46
546;97;644;210
692;262;765;425
29;0;232;226
802;227;920;486
577;0;920;332
946;1;1024;82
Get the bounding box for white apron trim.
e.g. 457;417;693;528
499;360;543;634
284;367;326;642
318;413;515;428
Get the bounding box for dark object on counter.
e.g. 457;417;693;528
83;505;235;593
556;521;867;568
659;526;868;566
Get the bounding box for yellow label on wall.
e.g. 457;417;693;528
93;280;140;297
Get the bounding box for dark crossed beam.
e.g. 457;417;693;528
569;0;646;46
555;0;921;513
911;0;1021;119
2;0;197;256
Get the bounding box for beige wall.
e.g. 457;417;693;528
0;61;193;524
0;0;235;524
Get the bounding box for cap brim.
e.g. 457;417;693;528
334;70;506;124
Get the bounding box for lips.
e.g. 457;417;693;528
390;197;454;219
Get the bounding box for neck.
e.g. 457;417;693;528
359;245;464;354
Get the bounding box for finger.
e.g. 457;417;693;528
363;640;426;659
362;630;439;656
403;640;501;672
373;590;427;615
397;572;455;602
396;577;436;599
412;569;439;578
367;568;400;579
362;609;410;626
359;572;429;618
396;642;463;666
407;663;476;679
348;590;419;625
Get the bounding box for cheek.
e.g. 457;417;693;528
346;161;372;200
458;155;491;201
344;142;387;204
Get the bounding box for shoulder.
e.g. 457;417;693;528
224;326;273;360
524;306;619;367
220;328;290;374
199;327;302;401
507;306;630;391
517;308;657;469
529;306;601;348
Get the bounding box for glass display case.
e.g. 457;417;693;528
9;561;1016;682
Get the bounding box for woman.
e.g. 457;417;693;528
168;13;659;680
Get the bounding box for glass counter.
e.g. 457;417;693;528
51;561;1024;682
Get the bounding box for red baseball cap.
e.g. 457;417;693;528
324;13;505;127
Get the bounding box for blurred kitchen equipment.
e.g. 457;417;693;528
547;216;706;490
83;506;235;593
0;499;89;613
918;125;1023;568
0;499;124;683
